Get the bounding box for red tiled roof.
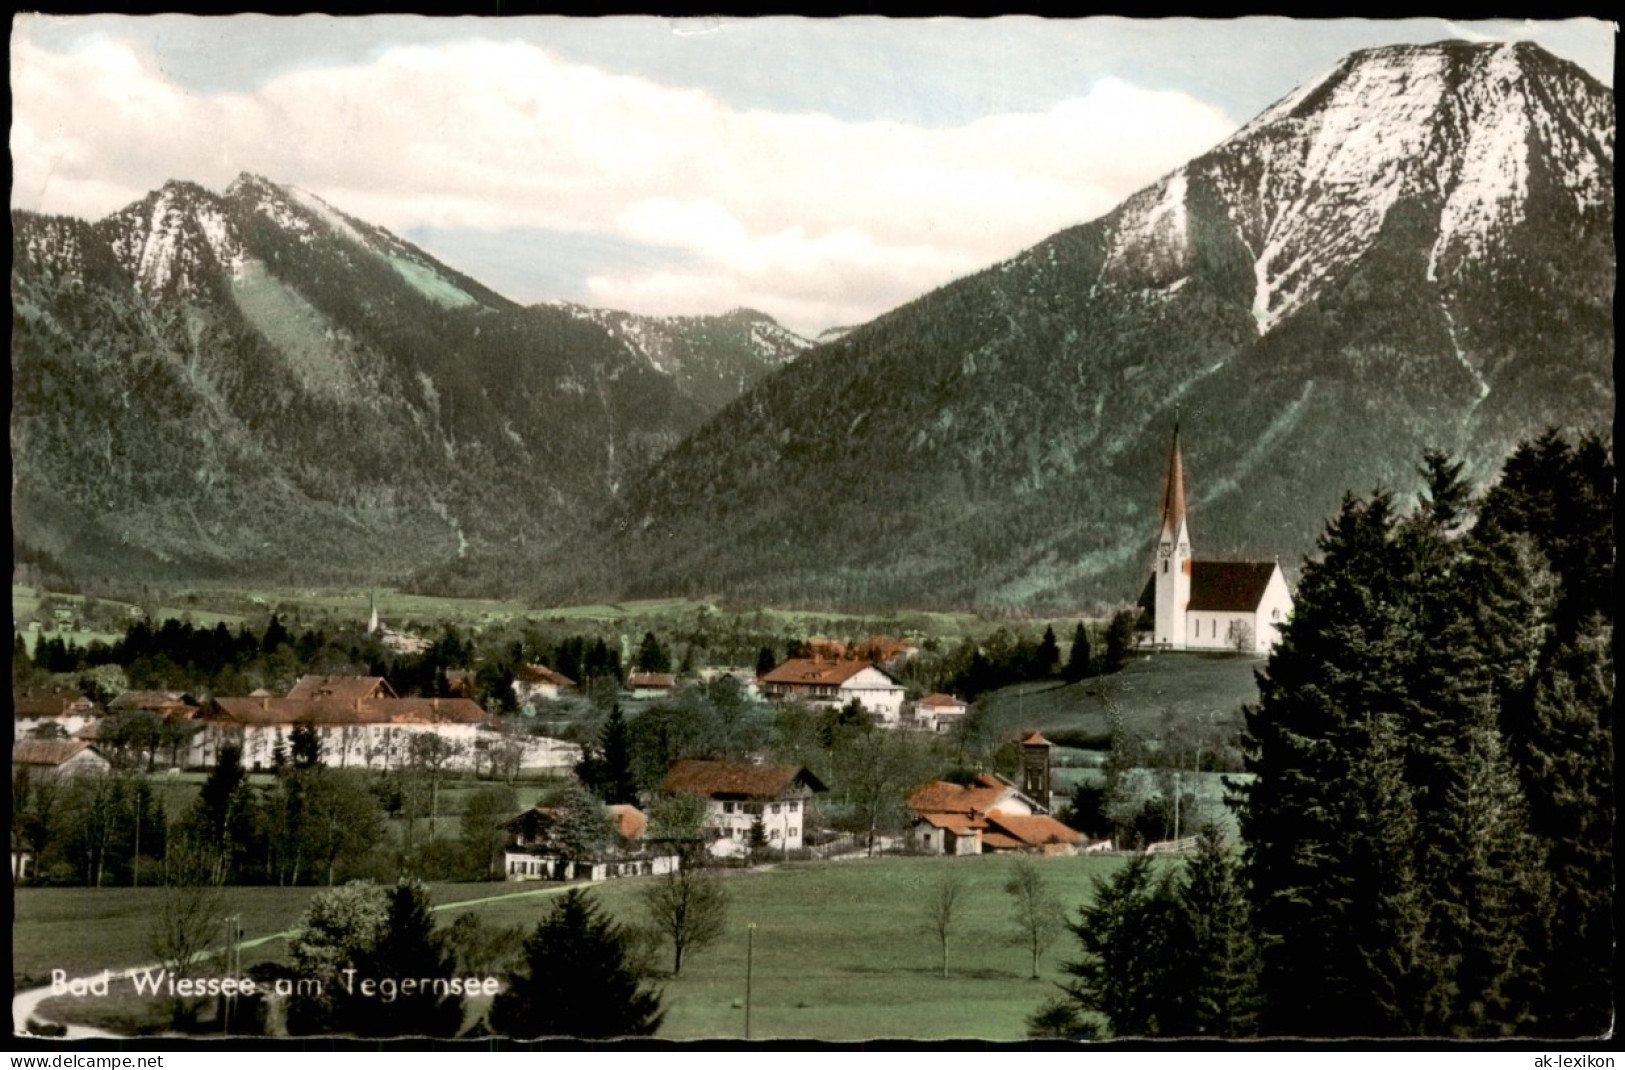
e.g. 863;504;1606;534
661;759;826;799
1020;731;1053;747
286;675;398;702
210;696;487;726
759;658;894;687
1188;561;1279;612
981;832;1024;850
907;774;1013;816
917;693;964;709
628;673;678;689
12;738;103;767
985;811;1080;847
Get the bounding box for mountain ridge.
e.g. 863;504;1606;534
11;173;810;587
584;40;1613;611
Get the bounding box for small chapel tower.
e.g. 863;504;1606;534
1152;424;1192;649
1019;731;1054;813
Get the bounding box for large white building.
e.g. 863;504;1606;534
1140;426;1294;653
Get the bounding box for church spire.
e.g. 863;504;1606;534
1158;420;1187;544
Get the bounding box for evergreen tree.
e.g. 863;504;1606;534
1177;826;1260;1037
1062;622;1093;684
489;888;663;1038
1058;854;1187;1037
755;645;777;678
347;880;464;1038
1103;611;1136;672
595;706;640;806
635;631;671;673
1035;626;1061;678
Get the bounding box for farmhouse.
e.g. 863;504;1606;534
1138;425;1294;653
513;663;576;706
660;759;827;856
758;657;907;724
911;693;968;733
108;690;201;720
13;688;101;737
906;771;1079;856
502;802;679;881
626;672;679;699
12;738;113;779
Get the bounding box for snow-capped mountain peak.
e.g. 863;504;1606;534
1101;40;1614;334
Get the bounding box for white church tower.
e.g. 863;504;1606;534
1152;424;1192;649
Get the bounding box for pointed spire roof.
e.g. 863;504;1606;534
1158;422;1187;543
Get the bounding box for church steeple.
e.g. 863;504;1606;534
1153;422;1192;648
1157;421;1188;545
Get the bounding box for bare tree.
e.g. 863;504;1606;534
921;866;967;978
1225;619;1254;654
1005;858;1065;980
639;860;729;975
149;838;228;1027
407;732;463;836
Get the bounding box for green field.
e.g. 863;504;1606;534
15;854;1152;1040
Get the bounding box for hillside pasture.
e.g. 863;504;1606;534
977;650;1264;745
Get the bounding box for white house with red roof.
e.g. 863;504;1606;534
1139;425;1294;653
911;692;969;732
757;657;907;724
661;759;828;855
906;772;1081;856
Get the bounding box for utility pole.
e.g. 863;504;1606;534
745;922;756;1040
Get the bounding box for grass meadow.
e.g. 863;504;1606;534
15;853;1156;1041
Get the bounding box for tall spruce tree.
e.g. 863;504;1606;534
347;880;464;1038
1471;431;1614;1036
489;888;663;1038
1063;623;1093;683
1177;826;1260;1037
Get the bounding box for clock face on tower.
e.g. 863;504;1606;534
1158;543;1172;558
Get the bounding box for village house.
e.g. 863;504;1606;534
108;689;201;721
12;738;113;779
660;759;827;857
512;663;576;707
625;672;679;700
906;773;1080;856
911;693;969;733
907;735;1078;856
502;802;680;881
757;657;907;724
1138;425;1294;653
13;688;101;737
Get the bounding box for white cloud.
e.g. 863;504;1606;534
10;31;1237;332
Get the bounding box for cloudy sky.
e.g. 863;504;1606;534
10;16;1614;335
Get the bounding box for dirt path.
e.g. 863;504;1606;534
13;882;580;1039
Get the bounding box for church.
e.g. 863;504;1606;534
1137;426;1293;653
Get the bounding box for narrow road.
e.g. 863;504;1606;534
13;882;580;1038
